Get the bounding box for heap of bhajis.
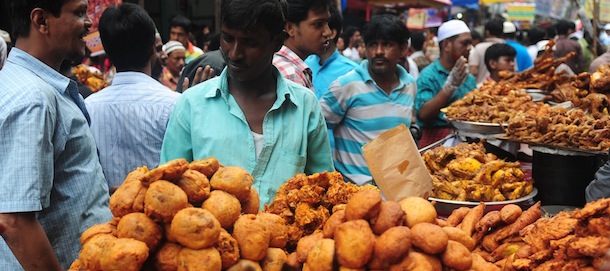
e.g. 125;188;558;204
286;190;499;270
263;172;378;251
69;158;292;271
422;142;533;202
72;64;109;92
504;103;610;151
449;198;610;270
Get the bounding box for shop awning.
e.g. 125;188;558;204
367;0;452;9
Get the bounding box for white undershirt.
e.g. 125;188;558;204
252;131;264;159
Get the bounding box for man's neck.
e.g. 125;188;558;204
368;65;400;94
439;54;456;71
283;39;307;60
318;44;336;65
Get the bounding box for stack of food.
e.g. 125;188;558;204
443;198;610;270
288;190;497;270
422;142;533;202
72;64;109;92
263;172;378;251
69;158;290;271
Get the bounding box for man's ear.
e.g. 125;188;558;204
284;22;297;38
31;8;49;34
330;29;338;40
400;43;409;58
489;59;498;70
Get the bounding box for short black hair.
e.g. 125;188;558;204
9;0;68;39
485;18;505;37
410;31;426;51
328;4;342;43
484;43;516;71
170;15;192;33
342;26;360;44
285;0;331;24
361;14;409;45
555;20;572;35
99;3;155;71
221;0;287;39
527;27;546;44
471;30;482;42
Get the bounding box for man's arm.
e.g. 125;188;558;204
418;56;468;124
0;212;62;271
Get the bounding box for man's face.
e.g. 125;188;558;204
170;26;189;48
288;8;332;57
152;35;166;72
166;50;185;76
491;56;515;73
351;31;361;45
366;39;407;77
220;24;281;82
47;0;92;60
450;32;473;61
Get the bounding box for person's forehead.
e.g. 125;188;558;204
221;24;271;39
170;26;187;33
304;8;330;21
455;32;472;42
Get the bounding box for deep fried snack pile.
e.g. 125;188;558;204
72;64;109;92
69;158;290;271
422;142;533;202
446;198;610;270
263;172;378;251
286;190;496;271
504;103;610;151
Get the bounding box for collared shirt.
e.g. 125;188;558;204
185;41;204;64
85;72;181;188
468;37;504;84
305;49;358;98
319;60;416;185
160;66;179;91
555;37;585;73
160;67;334;207
273;45;314;89
0;48;112;270
342;47;362;62
505;40;533;72
416;59;477;128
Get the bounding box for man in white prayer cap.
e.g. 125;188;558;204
415;19;476;147
161;40;186;91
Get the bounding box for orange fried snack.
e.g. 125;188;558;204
202;190;242;229
79;234;117;271
177;247;222;271
144;180;189;223
344;190;382;221
154;242;182;271
80;218;119;245
189;157;222;178
305;238;335;271
99;238;149;271
116;212;163;251
374;226;412;265
261;248;287;271
209;166;253;202
214;228;240;270
241;187;260;214
141;158;189;185
233;214;271;261
176;169;211;206
370;201;406;235
109;179;147;218
256;212;288;248
170;207;221;249
334;220;375;269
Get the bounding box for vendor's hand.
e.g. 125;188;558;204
181;65;215;92
442;56;468;95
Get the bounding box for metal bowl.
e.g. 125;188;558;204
450;120;507;134
430;188;538;218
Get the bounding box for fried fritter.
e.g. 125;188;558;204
170;207;221;249
334;220;375;269
142;158;189;185
116;212;163;251
176;169;211;206
233;214;271;261
209;166;253;202
189;157;221;178
154;242;182;271
144;180;189;223
214;228;240;270
177;247;222;271
202;190;242;229
99;238;149;271
109;179;147;218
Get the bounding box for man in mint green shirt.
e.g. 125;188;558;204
160;0;334;208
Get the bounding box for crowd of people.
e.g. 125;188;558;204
2;0;610;269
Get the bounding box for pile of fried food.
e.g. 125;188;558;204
422;142;533;202
452;198;610;270
69;158;292;271
72;64;109;92
287;190;498;270
264;172;378;251
504;103;610;151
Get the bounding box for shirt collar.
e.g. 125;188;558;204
204;66;300;108
322;49;340;66
432;59;450;75
277;45;310;71
112;71;164;86
9;48;70;94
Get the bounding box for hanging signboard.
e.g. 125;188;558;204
84;0;123;56
506;3;536;21
585;0;610;23
407;9;429;30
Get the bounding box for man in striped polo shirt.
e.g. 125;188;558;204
319;14;416;186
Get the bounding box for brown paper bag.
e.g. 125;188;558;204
362;123;433;201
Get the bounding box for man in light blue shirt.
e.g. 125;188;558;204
0;1;112;269
86;3;181;190
305;4;358;99
160;0;334;207
320;14;416;185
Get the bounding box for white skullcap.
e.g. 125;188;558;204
536;40;556;52
437;20;470;42
503;21;517;34
605;24;610;31
163;41;186;55
0;30;10;43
